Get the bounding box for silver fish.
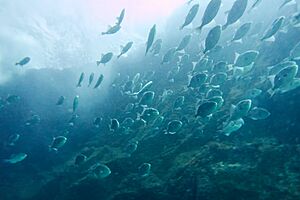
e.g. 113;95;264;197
204;25;222;54
117;41;133;58
196;0;221;32
145;24;156;55
223;0;248;30
180;4;199;30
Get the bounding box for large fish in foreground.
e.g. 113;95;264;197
145;25;156;55
223;0;248;30
196;0;221;32
180;4;199;30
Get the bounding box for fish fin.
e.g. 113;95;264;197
222;24;228;30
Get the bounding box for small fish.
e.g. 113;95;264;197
101;24;121;35
77;72;85;87
278;78;300;94
176;35;192;51
110;118;120;132
290;12;300;27
269;64;298;95
223;0;248;30
188;73;208;88
268;61;296;75
208;96;224;110
16;57;30;66
94;74;104;89
73;95;79;112
74;154;87;165
56;96;65;105
247;107;270;120
124;141;138;156
150;39;162;55
88;73;95;87
139;91;155;106
234;50;259;67
244;88;262;99
145;25;156;55
164;120;183;134
206;89;223;99
116;8;125;25
279;0;294;10
195;101;217;118
3;153;27;164
7;134;20;146
93;117;103;128
290;41;300;60
248;0;262;13
261;16;285;41
140;108;160;122
50;136;67;151
161;48;176;64
97;53;113;66
90;163;111;178
173;96;185;110
212;61;228;72
221;118;244;136
204;25;222;54
121;117;134;128
210;72;228;85
68;114;79;126
196;0;222;32
230;99;252;120
231;22;252;42
152;116;164;130
25;114;41;126
180;4;199;30
132;118;147;130
6;95;21;104
117;41;133;58
138;163;151;177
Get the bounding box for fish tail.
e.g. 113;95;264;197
15;62;19;66
117;54;121;59
196;25;203;33
96;61;101;66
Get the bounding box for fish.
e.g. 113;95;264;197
290;12;300;27
212;61;228;72
247;107;271;120
210;72;228;85
6;94;21;104
173;96;185;110
3;153;27;164
223;0;248;30
176;35;192;51
7;134;20;146
290;41;300;60
97;52;113;66
145;25;156;55
261;16;285;41
234;50;259;67
74;154;87;165
56;96;65;105
89;163;111;178
110;118;120;132
278;78;300;94
88;73;94;87
244;88;262;99
180;4;199;30
206;88;223;99
269;64;298;96
208;96;224;110
94;74;104;89
77;72;85;87
230;99;252;120
221;118;244;136
101;24;121;35
188;73;208;88
196;0;222;32
93;117;103;128
124;141;138;156
279;0;294;10
195;101;218;118
164;120;183;134
25;114;41;126
161;48;176;64
139;91;155;106
49;136;67;151
268;61;296;75
116;8;125;25
117;41;133;58
138;163;151;177
231;22;252;42
150;39;162;55
248;0;263;13
73;95;79;112
15;57;30;66
204;25;222;54
140;108;160;122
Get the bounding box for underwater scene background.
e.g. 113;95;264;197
1;0;300;199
